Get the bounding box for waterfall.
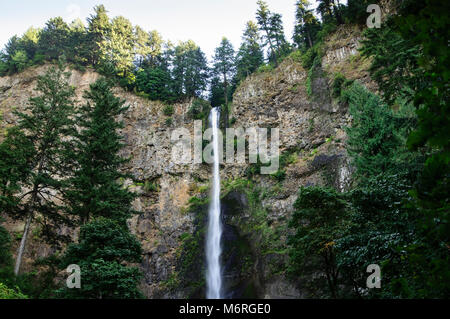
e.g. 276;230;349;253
206;107;223;299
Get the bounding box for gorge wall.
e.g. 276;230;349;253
0;24;373;298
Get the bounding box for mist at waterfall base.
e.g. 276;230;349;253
206;107;223;299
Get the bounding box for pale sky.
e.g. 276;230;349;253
0;0;325;60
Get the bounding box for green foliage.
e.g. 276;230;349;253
293;0;321;49
343;82;404;180
11;50;29;72
288;187;350;298
172;40;209;98
256;0;291;65
305;55;321;97
1;65;76;261
256;64;274;73
331;73;345;98
360;26;422;107
163;104;174;116
135;66;173;102
270;169;286;182
235;21;264;84
341;0;380;25
57;218;143;299
0;282;28;299
0;225;14;285
211;37;235;108
65;78;136;225
187;99;211;121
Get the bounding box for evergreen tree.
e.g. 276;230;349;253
101;16;136;79
20;27;40;61
67;19;90;66
57;218;142;298
343;82;403;180
316;0;334;22
212;37;235;114
134;26;152;67
288;187;350;298
256;0;277;64
38;17;70;61
293;0;320;49
87;5;111;66
235;21;264;83
172;40;209;98
65;78;135;225
3;64;76;275
255;0;288;65
209;76;225;108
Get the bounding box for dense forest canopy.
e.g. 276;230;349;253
0;0;449;299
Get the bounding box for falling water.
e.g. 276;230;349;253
206;107;223;299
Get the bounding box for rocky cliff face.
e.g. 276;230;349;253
0;24;371;298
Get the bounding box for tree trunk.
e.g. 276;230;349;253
223;73;229;128
263;23;278;67
14;213;33;275
307;28;313;48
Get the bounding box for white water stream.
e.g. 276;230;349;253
206;107;223;299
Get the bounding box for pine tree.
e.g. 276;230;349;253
38;17;70;61
255;0;288;65
343;82;402;180
172;40;209;98
134;26;151;67
288;187;349;298
57;218;143;298
58;79;142;299
0;127;34;217
4;64;76;275
101;16;136;78
235;21;264;83
65;78;135;225
212;37;235;113
87;5;111;66
293;0;320;49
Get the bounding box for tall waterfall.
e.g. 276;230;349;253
206;107;223;299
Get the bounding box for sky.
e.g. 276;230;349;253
0;0;322;60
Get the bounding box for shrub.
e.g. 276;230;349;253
257;64;274;73
163;105;174;116
187;99;211;120
332;73;346;98
0;282;28;299
289;50;303;63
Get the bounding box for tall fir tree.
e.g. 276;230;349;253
57;218;143;298
293;0;320;49
235;21;264;83
87;5;111;66
256;0;288;65
172;40;209;98
212;37;235;125
2;64;76;275
59;78;142;298
65;78;135;225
